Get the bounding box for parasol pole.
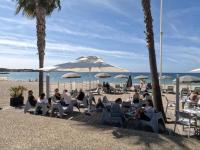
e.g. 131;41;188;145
159;0;163;83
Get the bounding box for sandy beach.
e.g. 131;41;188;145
0;80;200;149
0;108;200;150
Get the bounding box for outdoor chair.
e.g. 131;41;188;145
140;111;165;133
77;96;89;108
194;87;200;95
51;102;73;118
162;95;176;113
24;101;35;113
166;86;174;94
181;88;189;97
101;103;123;127
174;111;197;138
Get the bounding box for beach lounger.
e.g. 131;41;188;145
51;102;73;118
90;87;101;95
166;86;174;94
140;112;165;133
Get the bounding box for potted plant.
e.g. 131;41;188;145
9;86;27;107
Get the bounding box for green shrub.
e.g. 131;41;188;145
9;86;27;98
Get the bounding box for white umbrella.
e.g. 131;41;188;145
114;74;128;79
191;68;200;72
40;56;128;89
55;56;128;72
39;56;128;72
62;72;81;90
95;73;111;78
134;75;148;80
179;75;200;83
62;72;81;78
114;74;128;88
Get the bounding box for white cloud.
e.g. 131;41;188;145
48;22;145;44
0;35;143;62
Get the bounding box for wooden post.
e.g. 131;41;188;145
175;74;179;120
46;74;50;99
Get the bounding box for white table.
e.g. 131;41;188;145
184;108;200;117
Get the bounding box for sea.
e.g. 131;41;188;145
1;72;200;84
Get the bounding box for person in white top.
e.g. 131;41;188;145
61;89;72;105
36;93;49;115
37;93;48;104
140;80;147;92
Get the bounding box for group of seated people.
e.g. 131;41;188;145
26;87;155;124
99;89;155;125
26;88;96;114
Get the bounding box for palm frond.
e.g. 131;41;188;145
14;0;61;17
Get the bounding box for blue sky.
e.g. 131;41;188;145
0;0;199;72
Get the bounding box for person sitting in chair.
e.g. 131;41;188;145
36;93;49;115
37;93;48;104
189;91;198;103
112;98;126;123
142;90;150;100
61;89;72;106
27;90;37;107
76;89;85;101
134;99;155;121
52;88;61;103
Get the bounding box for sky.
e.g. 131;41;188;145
0;0;200;72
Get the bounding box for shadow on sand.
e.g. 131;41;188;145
17;103;198;150
45;108;198;149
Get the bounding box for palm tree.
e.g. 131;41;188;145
141;0;166;120
15;0;61;95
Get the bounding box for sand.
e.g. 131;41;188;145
0;80;200;150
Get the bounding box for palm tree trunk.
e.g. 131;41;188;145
141;0;166;121
36;1;46;95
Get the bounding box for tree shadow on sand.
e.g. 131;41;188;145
54;109;199;149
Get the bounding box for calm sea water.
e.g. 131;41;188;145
1;72;200;84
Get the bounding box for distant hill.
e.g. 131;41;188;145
0;68;38;72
